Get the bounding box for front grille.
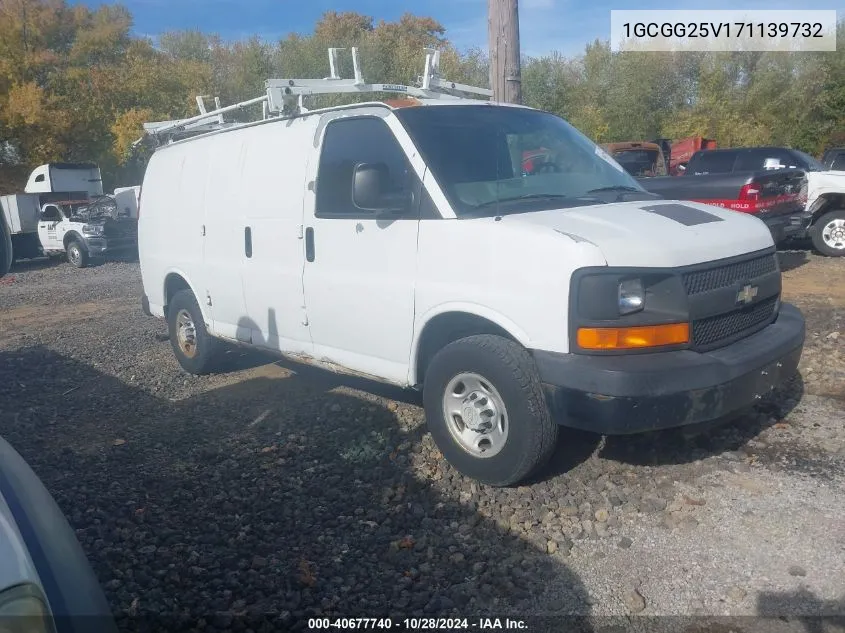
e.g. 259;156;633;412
683;252;778;295
692;295;778;349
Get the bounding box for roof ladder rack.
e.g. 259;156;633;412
137;46;492;146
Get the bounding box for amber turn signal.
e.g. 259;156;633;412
577;322;690;350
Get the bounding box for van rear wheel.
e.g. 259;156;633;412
422;334;558;487
167;290;220;375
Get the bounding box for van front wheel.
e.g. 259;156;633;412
167;290;220;375
422;334;558;487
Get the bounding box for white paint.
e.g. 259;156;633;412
113;186;140;219
805;170;845;214
138;103;776;389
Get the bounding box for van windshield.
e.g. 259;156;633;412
394;105;647;217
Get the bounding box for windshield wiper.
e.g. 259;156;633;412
586;185;642;194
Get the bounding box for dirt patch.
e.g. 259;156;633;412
0;298;132;344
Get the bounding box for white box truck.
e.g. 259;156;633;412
136;48;806;486
0;193;43;263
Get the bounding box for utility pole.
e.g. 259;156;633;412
487;0;522;104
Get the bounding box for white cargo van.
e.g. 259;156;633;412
138;49;805;486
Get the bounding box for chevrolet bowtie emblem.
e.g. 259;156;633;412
736;284;758;305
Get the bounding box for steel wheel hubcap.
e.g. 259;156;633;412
176;309;198;358
69;247;79;264
442;372;508;458
822;219;845;250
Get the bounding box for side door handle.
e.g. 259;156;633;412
244;226;252;258
305;227;315;262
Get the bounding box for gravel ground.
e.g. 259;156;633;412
0;251;843;633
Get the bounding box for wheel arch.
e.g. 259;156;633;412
162;270;210;324
62;231;85;249
409;305;530;387
809;193;845;224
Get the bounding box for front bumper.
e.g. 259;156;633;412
533;302;805;435
84;236;137;255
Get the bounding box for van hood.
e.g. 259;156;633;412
499;200;775;268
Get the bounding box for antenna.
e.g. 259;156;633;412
137;47;492;147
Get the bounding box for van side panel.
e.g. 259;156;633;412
201;131;249;341
238;117;317;355
138;143;208;321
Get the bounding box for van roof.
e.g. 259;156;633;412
155;99;533;149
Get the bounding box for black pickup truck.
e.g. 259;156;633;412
638;147;809;246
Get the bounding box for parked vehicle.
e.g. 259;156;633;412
643;146;845;257
650;138;672;173
2;189;139;268
0;435;117;633
113;185;141;219
667;136;718;175
38;196;138;268
0;205;11;278
601;142;668;177
0;193;42;264
638;158;806;247
24;162;103;198
820;147;845;171
1;162;141;267
137;48;806;486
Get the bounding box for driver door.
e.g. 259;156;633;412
37;206;63;250
301;114;421;385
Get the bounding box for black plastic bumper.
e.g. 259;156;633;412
533;302;805;435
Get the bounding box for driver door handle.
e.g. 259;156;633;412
305;227;315;262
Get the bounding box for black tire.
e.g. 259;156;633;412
422;334;558;487
66;240;89;268
810;209;845;257
167;289;220;375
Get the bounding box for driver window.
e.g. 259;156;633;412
315;117;413;218
41;206;61;222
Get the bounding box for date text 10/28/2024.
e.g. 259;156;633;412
307;618;527;630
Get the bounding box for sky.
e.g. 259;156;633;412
72;0;842;59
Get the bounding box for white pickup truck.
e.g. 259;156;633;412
1;163;139;268
137;50;807;486
37;197;138;268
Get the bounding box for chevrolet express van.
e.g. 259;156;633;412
138;99;805;486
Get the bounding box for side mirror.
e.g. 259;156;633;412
352;163;408;214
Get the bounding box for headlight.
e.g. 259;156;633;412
570;268;690;353
81;224;103;236
0;584;54;633
618;278;644;315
